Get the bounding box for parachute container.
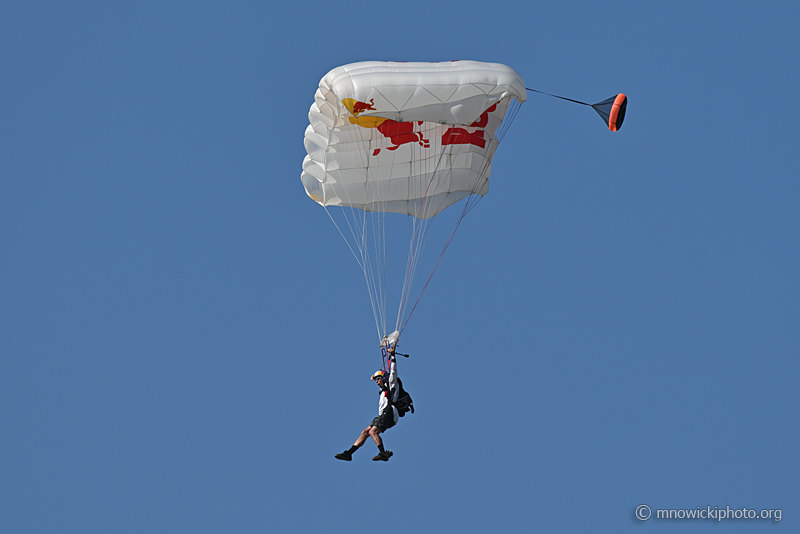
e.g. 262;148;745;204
591;93;627;132
382;330;400;348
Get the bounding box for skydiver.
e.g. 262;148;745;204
334;347;400;462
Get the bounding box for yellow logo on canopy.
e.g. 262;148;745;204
342;98;388;128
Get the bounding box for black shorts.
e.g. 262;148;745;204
370;409;396;432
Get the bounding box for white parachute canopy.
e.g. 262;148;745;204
301;61;525;342
302;60;526;219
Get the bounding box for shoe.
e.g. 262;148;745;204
334;451;352;461
372;450;393;461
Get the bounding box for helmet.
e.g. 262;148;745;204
371;370;385;381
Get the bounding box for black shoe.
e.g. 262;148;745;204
372;450;393;461
334;451;352;461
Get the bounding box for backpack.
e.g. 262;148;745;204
392;377;415;417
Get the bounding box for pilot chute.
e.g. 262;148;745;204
591;94;627;132
525;88;628;131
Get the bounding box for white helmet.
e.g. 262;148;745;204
371;370;386;381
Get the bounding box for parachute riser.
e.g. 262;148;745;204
379;330;407;372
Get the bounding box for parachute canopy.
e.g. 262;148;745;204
302;60;527;219
300;61;526;343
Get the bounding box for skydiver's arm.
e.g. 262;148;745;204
388;353;398;401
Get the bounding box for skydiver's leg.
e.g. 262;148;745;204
369;426;395;461
353;426;372;448
369;426;384;451
335;427;372;460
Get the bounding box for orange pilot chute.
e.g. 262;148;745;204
526;88;629;131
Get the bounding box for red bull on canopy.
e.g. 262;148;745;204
301;60;526;219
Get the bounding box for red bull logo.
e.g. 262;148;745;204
343;99;496;155
440;103;497;149
441;128;485;148
376;120;430;153
342;98;377;116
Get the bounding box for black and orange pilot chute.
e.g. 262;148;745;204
591;93;627;132
526;88;628;131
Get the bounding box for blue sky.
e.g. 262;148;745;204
2;1;798;532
